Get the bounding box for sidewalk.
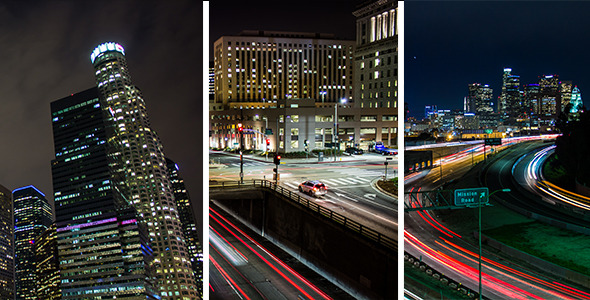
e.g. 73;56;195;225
209;149;393;165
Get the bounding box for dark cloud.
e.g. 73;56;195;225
0;1;202;227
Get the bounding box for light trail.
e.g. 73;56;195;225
210;207;333;300
405;134;590;299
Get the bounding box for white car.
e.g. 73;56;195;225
298;180;328;197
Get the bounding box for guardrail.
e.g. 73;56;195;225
210;179;397;251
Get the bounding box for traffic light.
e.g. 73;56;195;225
266;138;270;146
274;154;281;165
237;123;243;132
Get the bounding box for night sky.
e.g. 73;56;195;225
210;0;358;57
0;1;202;222
406;1;590;119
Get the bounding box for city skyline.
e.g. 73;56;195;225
406;1;590;118
0;2;202;224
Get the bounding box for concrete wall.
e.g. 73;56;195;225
210;187;396;300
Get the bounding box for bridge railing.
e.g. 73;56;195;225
210;179;396;251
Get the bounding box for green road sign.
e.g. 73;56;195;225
265;129;273;135
233;143;239;146
484;138;502;146
454;187;489;206
484;129;493;134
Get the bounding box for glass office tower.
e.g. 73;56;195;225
51;87;157;299
91;42;197;299
13;185;52;299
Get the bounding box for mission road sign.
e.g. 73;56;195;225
454;187;489;206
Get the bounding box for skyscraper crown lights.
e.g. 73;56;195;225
90;42;125;63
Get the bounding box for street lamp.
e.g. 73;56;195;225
334;98;346;161
320;90;327;104
263;116;269;161
478;188;510;300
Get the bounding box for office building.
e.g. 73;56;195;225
538;74;561;129
213;30;354;106
51;87;157;299
499;68;521;117
0;184;14;299
91;42;198;299
353;0;397;145
13;185;52;300
560;81;573;113
165;158;202;298
35;224;60;300
467;83;493;115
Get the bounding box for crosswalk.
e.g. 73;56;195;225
282;177;372;190
229;162;266;168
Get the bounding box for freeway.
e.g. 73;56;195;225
209;206;353;300
209;150;397;239
405;138;590;299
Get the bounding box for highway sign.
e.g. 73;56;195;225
265;129;273;135
454;187;489;206
484;138;502;146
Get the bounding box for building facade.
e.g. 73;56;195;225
165;158;202;298
13;185;53;300
499;68;521;118
91;42;198;299
0;184;14;299
210;99;396;153
213;30;354;105
538;74;561;130
35;224;60;300
51;87;157;299
467;83;494;115
353;0;397;144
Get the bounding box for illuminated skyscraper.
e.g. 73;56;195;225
0;184;14;299
499;68;521;117
35;224;60;300
467;83;493;114
165;158;202;298
13;185;52;300
91;42;198;299
51;87;157;299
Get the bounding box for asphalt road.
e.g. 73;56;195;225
404;140;590;299
209;151;397;239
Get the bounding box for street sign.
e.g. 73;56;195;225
454;187;489;206
265;129;273;135
484;138;502;146
484;129;493;134
233;143;239;146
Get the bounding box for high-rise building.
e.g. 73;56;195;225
91;42;198;299
539;74;561;126
353;0;397;108
500;68;521;117
51;87;157;299
13;185;52;300
0;184;14;299
560;81;573;112
353;0;397;145
213;31;355;106
165;158;202;298
35;224;60;300
467;83;493;114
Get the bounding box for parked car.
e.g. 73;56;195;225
374;141;398;155
298;180;328;197
345;147;364;155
